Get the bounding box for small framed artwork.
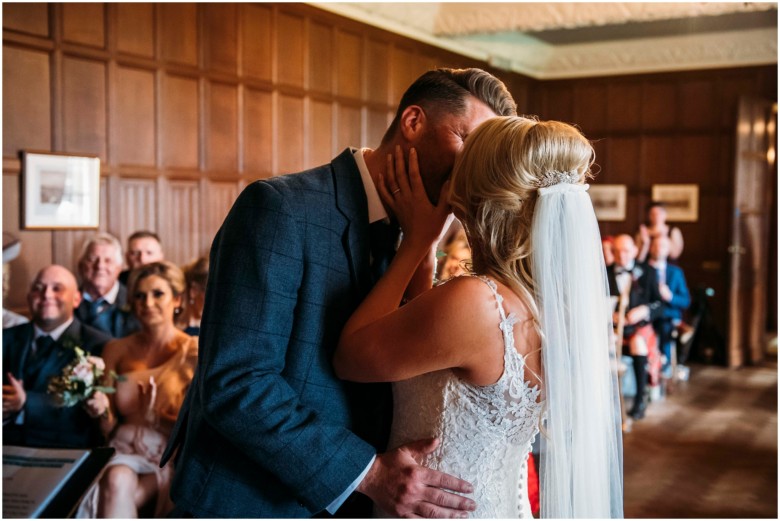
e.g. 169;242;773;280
22;151;101;229
651;184;699;222
588;184;627;221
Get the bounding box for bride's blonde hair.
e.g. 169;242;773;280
448;116;595;321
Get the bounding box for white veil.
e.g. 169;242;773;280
532;181;624;518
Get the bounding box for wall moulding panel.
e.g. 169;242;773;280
3;2;49;37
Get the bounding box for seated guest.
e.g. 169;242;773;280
3;265;111;448
3;233;28;328
602;235;615;268
636;202;684;263
76;233;139;338
118;231;164;286
77;261;197;518
647;235;691;375
608;235;664;420
180;256;208;336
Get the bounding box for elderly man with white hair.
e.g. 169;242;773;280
75;233;139;338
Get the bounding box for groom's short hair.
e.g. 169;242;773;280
382;68;517;144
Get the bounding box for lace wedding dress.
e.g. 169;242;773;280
380;276;544;518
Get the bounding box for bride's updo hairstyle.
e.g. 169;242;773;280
448;116;594;319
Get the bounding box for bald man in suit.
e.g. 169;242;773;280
3;265;111;448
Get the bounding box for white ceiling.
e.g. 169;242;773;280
312;2;778;79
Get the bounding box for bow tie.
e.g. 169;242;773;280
614;267;631;275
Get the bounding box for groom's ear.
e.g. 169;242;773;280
399;105;426;142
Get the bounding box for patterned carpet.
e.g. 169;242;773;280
623;362;778;518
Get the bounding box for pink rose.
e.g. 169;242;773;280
86;356;105;372
71;362;95;386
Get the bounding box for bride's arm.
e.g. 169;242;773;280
335;275;498;383
404;214;456;302
342;146;449;334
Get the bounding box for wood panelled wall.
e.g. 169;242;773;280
3;3;777;337
529;66;778;331
2;2;530;310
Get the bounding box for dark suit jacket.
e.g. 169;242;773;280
75;283;139;338
607;263;664;337
162;149;391;517
3;318;111;448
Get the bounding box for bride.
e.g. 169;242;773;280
334;116;623;518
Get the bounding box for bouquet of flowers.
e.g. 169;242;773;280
47;346;117;407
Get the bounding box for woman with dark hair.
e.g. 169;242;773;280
79;261;197;518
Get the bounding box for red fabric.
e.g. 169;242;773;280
527;452;540;515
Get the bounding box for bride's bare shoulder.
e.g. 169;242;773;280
428;276;507;323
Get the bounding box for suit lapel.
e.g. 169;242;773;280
15;324;35;381
332;148;372;297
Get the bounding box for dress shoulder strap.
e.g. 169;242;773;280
473;275;518;357
474;275;510;323
473;275;544;387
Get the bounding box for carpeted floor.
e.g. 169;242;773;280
623;361;778;518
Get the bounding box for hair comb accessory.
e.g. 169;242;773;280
536;170;579;188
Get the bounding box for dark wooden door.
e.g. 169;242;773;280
728;97;776;367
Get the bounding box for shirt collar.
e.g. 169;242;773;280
82;280;120;305
33;317;74;342
353;148;389;224
649;259;667;271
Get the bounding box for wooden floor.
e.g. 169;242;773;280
623;361;778;518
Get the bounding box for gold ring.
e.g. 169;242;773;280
392;188;401;195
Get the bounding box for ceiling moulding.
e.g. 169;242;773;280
433;2;778;36
464;28;778;80
311;3;777;80
311;2;488;62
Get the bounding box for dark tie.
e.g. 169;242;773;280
88;298;105;320
87;298;113;333
369;221;400;283
36;335;55;355
24;335;56;383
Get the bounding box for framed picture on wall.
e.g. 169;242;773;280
22;151;100;229
588;184;627;221
651;184;699;222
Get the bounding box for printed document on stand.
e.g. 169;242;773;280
3;445;90;518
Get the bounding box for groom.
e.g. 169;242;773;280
161;68;517;517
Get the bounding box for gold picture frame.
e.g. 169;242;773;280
588;184;627;221
22;151;101;230
651;184;699;222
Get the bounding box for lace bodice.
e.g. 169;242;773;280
383;277;544;518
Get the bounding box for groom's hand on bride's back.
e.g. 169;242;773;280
357;438;476;518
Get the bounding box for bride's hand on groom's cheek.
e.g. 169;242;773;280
379;146;452;250
357;438;476;518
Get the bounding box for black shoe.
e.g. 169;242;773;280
629;401;647;420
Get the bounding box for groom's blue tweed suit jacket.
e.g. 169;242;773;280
163;149;391;517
